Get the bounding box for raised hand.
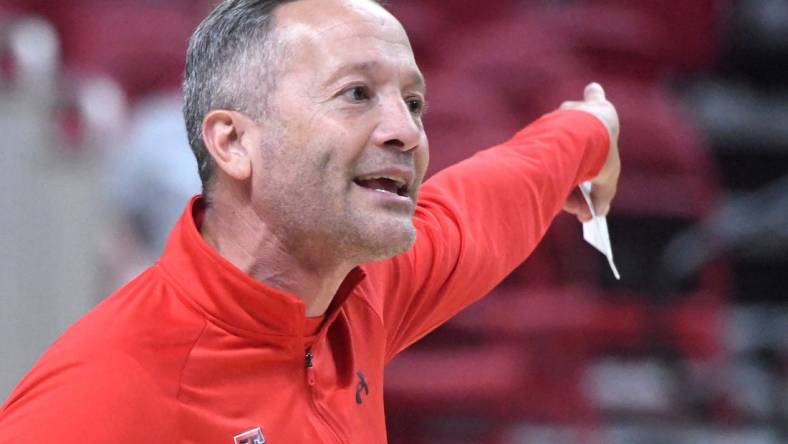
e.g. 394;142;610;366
560;82;621;222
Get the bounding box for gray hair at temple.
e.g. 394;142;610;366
182;0;386;196
182;0;296;195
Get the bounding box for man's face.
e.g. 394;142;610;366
246;0;428;266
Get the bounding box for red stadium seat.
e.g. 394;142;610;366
532;0;725;80
605;77;721;219
385;289;612;444
440;13;587;118
57;3;202;100
385;344;530;418
421;71;521;176
587;0;726;72
421;14;591;176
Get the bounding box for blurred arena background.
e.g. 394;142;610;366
1;0;787;442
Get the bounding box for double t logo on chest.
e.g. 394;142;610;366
233;426;265;444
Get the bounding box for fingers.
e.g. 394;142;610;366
563;188;593;222
560;82;619;221
590;180;617;217
561;83;606;109
584;82;606;102
564;182;618;221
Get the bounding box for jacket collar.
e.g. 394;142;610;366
158;196;366;341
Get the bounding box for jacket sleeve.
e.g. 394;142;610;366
363;109;611;363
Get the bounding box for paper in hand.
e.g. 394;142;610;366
579;181;621;280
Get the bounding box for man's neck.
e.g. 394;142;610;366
198;192;352;317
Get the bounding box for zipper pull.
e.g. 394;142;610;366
304;347;316;386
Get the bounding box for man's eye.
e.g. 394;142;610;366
343;85;370;102
406;97;426;115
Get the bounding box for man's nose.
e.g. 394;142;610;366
372;95;422;152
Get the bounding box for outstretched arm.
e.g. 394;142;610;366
365;83;621;362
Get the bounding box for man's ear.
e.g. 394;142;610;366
202;110;254;181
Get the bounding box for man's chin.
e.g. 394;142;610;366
381;229;416;258
358;220;416;262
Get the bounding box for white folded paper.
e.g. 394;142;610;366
579;181;621;280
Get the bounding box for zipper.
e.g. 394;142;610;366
304;347;316;386
304;346;344;443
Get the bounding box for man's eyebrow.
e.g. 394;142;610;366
324;61;426;93
404;71;427;94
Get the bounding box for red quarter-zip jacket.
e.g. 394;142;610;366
0;110;609;443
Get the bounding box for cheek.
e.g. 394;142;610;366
316;150;333;173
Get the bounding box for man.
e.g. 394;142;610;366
0;0;620;442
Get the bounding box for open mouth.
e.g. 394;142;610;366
353;176;409;197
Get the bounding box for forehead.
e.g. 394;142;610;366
273;0;420;82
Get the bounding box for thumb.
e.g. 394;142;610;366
584;82;606;102
590;179;618;217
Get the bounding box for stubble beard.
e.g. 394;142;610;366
296;191;418;267
257;122;418;270
257;166;418;271
343;212;417;263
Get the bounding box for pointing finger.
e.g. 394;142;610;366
584;82;606;102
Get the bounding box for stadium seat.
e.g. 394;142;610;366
439;13;587;119
56;3;200;100
606;78;720;218
588;0;725;72
421;71;521;176
533;0;724;80
386;344;530;418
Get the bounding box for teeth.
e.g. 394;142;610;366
356;175;406;187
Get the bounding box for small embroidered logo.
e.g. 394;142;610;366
234;426;266;444
355;371;369;404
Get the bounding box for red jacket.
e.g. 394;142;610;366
0;110;608;443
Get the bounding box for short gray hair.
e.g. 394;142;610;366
183;0;385;196
182;0;298;195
